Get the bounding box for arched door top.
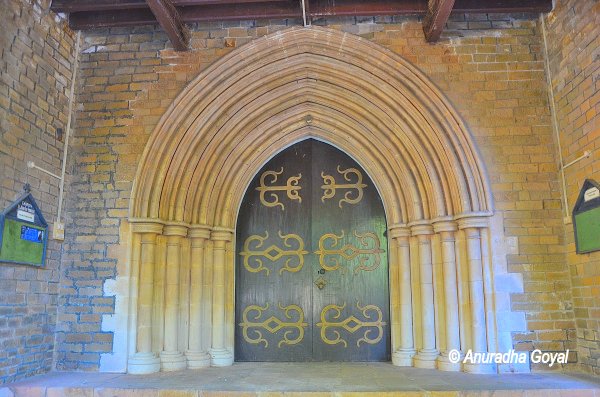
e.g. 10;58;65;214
130;26;493;227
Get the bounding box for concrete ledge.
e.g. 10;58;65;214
1;363;599;397
2;389;600;397
2;388;600;397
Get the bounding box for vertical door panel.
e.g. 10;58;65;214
235;140;313;361
311;141;390;361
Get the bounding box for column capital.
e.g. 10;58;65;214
189;224;211;240
457;215;489;230
388;225;410;239
163;223;189;237
432;216;457;233
211;227;234;242
409;220;433;236
130;219;164;235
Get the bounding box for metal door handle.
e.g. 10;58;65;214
314;277;327;290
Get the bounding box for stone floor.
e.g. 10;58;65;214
2;362;600;396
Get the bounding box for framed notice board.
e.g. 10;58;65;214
573;179;600;254
0;188;48;266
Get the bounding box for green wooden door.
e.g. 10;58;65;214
235;139;390;361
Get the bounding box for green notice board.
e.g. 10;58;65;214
575;207;600;253
0;219;45;264
573;179;600;254
0;188;48;266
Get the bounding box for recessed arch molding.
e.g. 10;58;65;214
126;26;498;374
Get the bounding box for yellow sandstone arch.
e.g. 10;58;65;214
131;26;493;226
126;26;497;375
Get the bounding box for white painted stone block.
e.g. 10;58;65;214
100;276;129;373
0;388;14;397
496;311;526;332
494;273;524;293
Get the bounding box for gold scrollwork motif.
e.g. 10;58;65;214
239;303;308;348
316;302;386;347
321;165;367;208
240;231;308;275
314;230;385;273
256;167;302;210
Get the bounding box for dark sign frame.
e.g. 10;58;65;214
573;179;600;254
0;187;49;266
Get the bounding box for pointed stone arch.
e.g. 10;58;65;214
126;26;498;375
131;26;493;225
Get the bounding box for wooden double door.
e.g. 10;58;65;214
235;139;390;361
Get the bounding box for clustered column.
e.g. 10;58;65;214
128;221;230;373
411;223;439;368
128;222;163;374
459;217;493;374
186;225;212;368
209;227;234;366
159;224;188;370
390;226;416;366
126;214;493;374
434;219;461;371
388;216;493;373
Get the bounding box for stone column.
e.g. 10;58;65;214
201;239;214;361
434;219;461;371
210;227;234;366
480;227;497;354
459;216;493;374
128;221;163;374
390;226;416;366
186;225;211;368
160;224;187;371
127;232;141;358
412;223;439;368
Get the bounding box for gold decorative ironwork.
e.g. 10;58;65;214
239;303;308;348
321;166;367;208
317;302;386;347
314;230;384;273
256;167;302;210
240;231;308;275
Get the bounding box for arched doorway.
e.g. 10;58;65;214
125;26;497;375
235;139;390;362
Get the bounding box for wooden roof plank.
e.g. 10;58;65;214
423;0;455;42
146;0;190;50
67;0;552;30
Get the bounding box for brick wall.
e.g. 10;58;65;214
0;0;77;384
543;0;600;375
58;14;578;372
355;15;586;371
349;14;576;369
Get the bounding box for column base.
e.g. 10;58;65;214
160;351;187;371
185;350;211;369
128;352;161;374
210;348;233;367
392;348;416;366
413;349;439;369
463;361;496;374
437;354;462;372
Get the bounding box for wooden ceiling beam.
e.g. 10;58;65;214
69;9;157;28
453;0;551;13
67;0;553;30
51;0;290;13
423;0;455;42
145;0;190;50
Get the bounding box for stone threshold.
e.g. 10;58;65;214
1;362;599;396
